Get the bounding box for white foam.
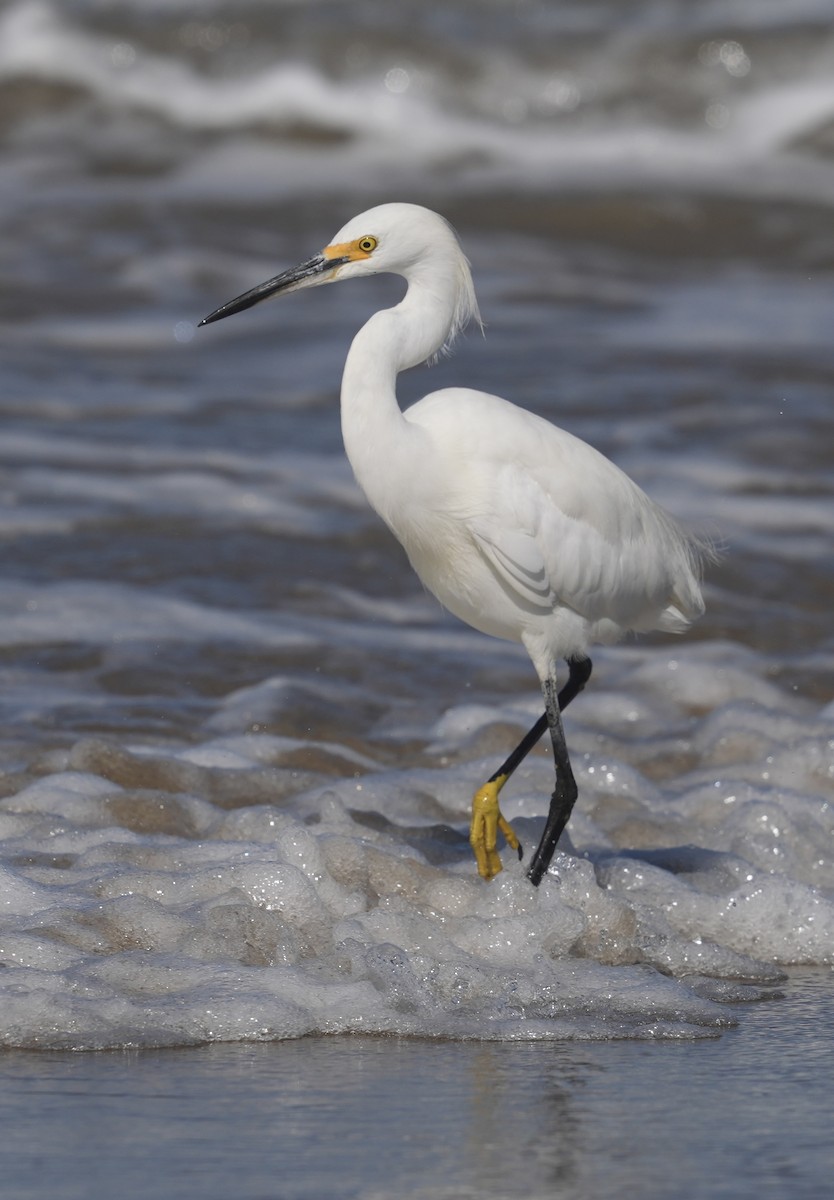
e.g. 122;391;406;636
1;669;826;1049
0;863;58;916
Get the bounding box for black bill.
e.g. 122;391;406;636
199;253;350;327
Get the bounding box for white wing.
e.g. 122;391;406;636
467;518;556;612
407;388;705;633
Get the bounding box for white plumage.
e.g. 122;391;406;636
201;202;707;886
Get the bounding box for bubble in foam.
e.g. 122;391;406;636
0;672;831;1049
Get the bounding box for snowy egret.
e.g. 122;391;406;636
200;203;707;886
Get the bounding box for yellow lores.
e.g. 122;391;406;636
324;235;378;262
470;776;520;880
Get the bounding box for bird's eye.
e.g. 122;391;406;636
357;236;378;254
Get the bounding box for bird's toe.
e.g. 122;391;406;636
470;780;521;880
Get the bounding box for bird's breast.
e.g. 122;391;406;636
389;511;535;643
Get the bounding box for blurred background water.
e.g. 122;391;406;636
0;1;833;1196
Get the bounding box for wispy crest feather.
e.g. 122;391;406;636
434;218;482;361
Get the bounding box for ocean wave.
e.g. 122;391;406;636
4;1;834;203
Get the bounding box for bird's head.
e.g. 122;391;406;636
199;203;479;341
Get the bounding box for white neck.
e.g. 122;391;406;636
339;275;454;525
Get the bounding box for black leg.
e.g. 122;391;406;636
469;656;591;881
526;657;592;886
485;655;591;790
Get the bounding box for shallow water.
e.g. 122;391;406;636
0;0;832;1059
1;969;831;1200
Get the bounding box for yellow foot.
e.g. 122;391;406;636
469;775;522;881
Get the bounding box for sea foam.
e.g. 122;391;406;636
1;658;829;1050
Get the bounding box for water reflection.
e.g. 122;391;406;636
1;977;829;1200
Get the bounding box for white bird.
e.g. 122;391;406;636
200;203;707;886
